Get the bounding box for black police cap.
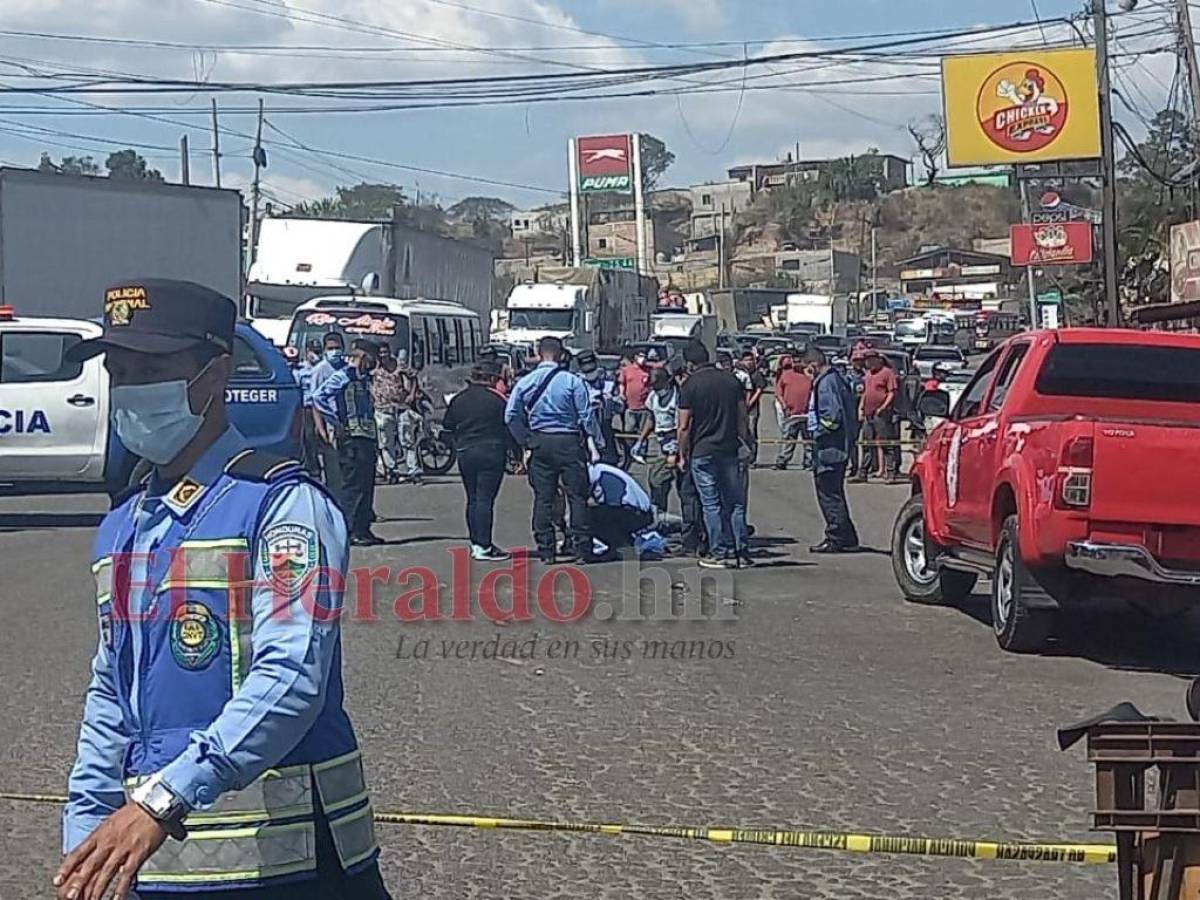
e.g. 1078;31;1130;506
67;278;237;362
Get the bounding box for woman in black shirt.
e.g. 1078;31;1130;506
442;360;514;560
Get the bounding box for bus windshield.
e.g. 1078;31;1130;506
289;309;411;355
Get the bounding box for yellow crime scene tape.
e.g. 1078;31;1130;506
0;791;1116;865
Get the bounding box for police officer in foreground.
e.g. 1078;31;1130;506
57;279;389;900
504;335;600;563
312;338;382;546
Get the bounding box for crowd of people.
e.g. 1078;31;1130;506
283;330;911;563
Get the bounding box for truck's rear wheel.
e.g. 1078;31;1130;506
992;514;1054;653
892;495;977;605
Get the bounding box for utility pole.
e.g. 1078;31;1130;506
1176;0;1200;144
248;99;265;270
717;203;727;290
1094;0;1122;325
179;135;190;186
210;99;221;187
1019;179;1040;327
631;132;648;275
567;138;582;267
871;226;878;313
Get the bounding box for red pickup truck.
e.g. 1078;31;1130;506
891;328;1200;653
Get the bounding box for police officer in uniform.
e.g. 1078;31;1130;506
312;339;381;546
57;279;390;900
504;336;600;563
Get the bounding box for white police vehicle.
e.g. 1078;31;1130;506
0;307;302;497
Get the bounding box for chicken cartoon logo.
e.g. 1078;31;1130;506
977;61;1069;153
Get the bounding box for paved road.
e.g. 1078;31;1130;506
0;459;1195;898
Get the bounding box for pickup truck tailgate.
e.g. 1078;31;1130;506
1091;423;1200;530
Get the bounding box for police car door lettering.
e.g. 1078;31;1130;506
224;388;279;404
0;409;51;435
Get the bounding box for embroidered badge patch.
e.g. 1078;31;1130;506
260;522;318;596
169;602;220;670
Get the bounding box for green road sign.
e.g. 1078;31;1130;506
583;257;636;271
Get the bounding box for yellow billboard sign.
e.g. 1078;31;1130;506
942;47;1100;167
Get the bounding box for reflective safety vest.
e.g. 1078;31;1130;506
91;450;378;891
343;374;377;441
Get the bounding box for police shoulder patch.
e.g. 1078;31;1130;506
170;602;220;671
260;522;318;595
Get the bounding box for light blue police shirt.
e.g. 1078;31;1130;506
62;426;349;852
504;361;599;447
310;365;368;422
588;463;652;513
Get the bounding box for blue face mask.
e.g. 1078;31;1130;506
326;349;343;363
111;361;214;466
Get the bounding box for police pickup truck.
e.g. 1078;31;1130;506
0;308;301;497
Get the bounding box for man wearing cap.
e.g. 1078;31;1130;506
617;347;652;467
57;279;389;900
851;349;901;483
295;339;324;478
308;333;347;493
576;349;621;466
312;339;382;546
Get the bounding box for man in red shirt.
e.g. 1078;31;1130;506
850;349;901;483
618;348;652;465
772;356;813;470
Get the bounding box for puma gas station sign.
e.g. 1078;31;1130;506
576;134;634;193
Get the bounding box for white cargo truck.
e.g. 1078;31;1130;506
785;294;849;335
0;167;242;316
651;311;717;357
491;267;652;353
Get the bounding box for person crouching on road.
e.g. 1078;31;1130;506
588;461;655;556
504;336;600;564
443;359;514;561
805;347;861;554
313;338;382;546
57;278;389;900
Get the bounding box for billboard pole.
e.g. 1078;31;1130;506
568;138;582;267
632;132;648;276
1094;0;1122;325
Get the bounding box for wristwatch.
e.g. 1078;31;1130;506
130;775;189;841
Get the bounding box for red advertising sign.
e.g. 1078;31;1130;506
1010;221;1094;266
576;134;633;193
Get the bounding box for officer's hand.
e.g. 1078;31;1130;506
55;804;169;900
523;449;532;466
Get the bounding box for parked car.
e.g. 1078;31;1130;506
892;328;1200;653
913;345;968;379
0;309;302;499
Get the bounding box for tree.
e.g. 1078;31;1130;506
105;149;164;182
907;115;946;186
1116;108;1196;273
38;152;100;176
293;182;408;220
447;196;514;221
639;134;674;192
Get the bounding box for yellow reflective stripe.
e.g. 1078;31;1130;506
323;790;369;816
183;820;312;841
312;748;362;772
334;803;379;869
156;540;250;591
93;558;113;605
138;861;314;885
179;539;249;551
185;803;313;826
230;613;243;692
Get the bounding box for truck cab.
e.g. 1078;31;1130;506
493;283;594;350
0;308;301;495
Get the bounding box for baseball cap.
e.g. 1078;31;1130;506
67;278;236;362
646;347;662;362
576;349;598;372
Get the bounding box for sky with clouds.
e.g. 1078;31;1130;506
0;0;1177;211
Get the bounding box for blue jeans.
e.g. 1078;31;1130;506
690;452;748;558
